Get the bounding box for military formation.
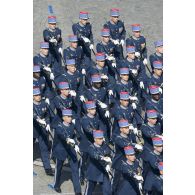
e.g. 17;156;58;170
33;7;163;195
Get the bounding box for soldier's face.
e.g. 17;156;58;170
33;94;41;102
154;145;163;153
94;137;104;145
120;74;129;81
40;48;49;56
120;99;129;107
33;72;40;79
63;115;72;123
93;82;101;89
151;93;160;101
120;126;130;135
127;53;135;59
48;23;56;30
148;118;157;125
111;16;119;24
102;36;110;43
80;19;88;25
154;69;163;77
67;64;76;73
70;42;78;49
87;108;96;115
133;31;141;38
61;89;70;97
156;46;163;54
126;154;136;162
97;60;105;68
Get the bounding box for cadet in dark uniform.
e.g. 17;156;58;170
104;8;126;59
43;15;63;65
84;130;112;195
33;87;54;176
72;11;94;60
149;40;163;70
52;109;82;194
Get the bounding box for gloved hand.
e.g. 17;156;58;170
106;55;115;61
66;138;75;145
112;62;116;68
72;119;76;124
159;87;163;94
69;90;76;97
139;81;144;89
135;52;141;58
134;175;144;181
105;110;110;118
81;69;86;75
129;96;138;101
131;69;138;75
49;37;57;44
138;183;143;191
46;124;51;132
45;98;50;105
102;156;112;163
58;47;63;55
89;44;94;50
112;39;120;45
50;73;54;80
98;101;108;109
135;144;143;150
133;127;139;135
108;90;113;96
82;36;90;43
143;58;148;65
132;102;137;110
37;118;46;126
74;145;80;153
101;74;108;80
105;164;111;172
43;66;51;72
80;95;86;102
129;124;134;131
120;39;125;46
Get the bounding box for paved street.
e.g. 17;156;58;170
33;0;162;194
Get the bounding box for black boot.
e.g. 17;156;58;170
45;168;54;176
54;187;61;193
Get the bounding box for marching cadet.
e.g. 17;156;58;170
63;35;86;73
117;146;144;195
143;137;163;194
72;11;94;60
149;40;163;70
33;87;54;176
43;15;63;65
52;108;82;194
126;24;148;66
33;42;62;88
84;130;112;195
112;119;143;194
104;8;126;59
140;110;162;149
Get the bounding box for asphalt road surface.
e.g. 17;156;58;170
33;0;162;194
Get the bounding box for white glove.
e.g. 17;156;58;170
134;175;144;181
112;39;120;45
143;58;148;65
135;52;141;58
58;47;63;55
69;90;77;97
46;124;51;132
108;90;113;96
89;44;94;50
82;36;90;43
132;102;137;110
129;124;134;131
101;74;108;80
106;55;115;61
138;183;143;191
130;96;138;101
105;164;111;172
159;87;163;94
50;73;54;80
135;144;143;150
112;62;116;68
80;95;86;102
74;145;80;153
72;119;76;124
43;66;51;72
45;98;50;105
102;156;112;163
98;101;108;109
131;69;138;75
81;69;86;75
120;39;125;46
139;81;144;89
49;37;57;44
133;128;139;135
105;110;110;118
37;118;46;126
66;138;75;145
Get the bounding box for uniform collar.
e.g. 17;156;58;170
154;150;161;155
92;86;99;91
70;46;76;51
33;77;38;81
79;22;85;27
155;52;162;57
94;143;101;147
63;121;70;127
120;132;128;138
33;100;41;105
153;74;160;79
120;105;128;109
151;99;159;103
147;122;155;127
127;57;133;62
40;53;46;58
121;79;128;85
87;113;95;118
132;35;140;40
60;94;67;100
67;70;74;75
48;27;56;32
96;64;103;70
126;160;134;165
